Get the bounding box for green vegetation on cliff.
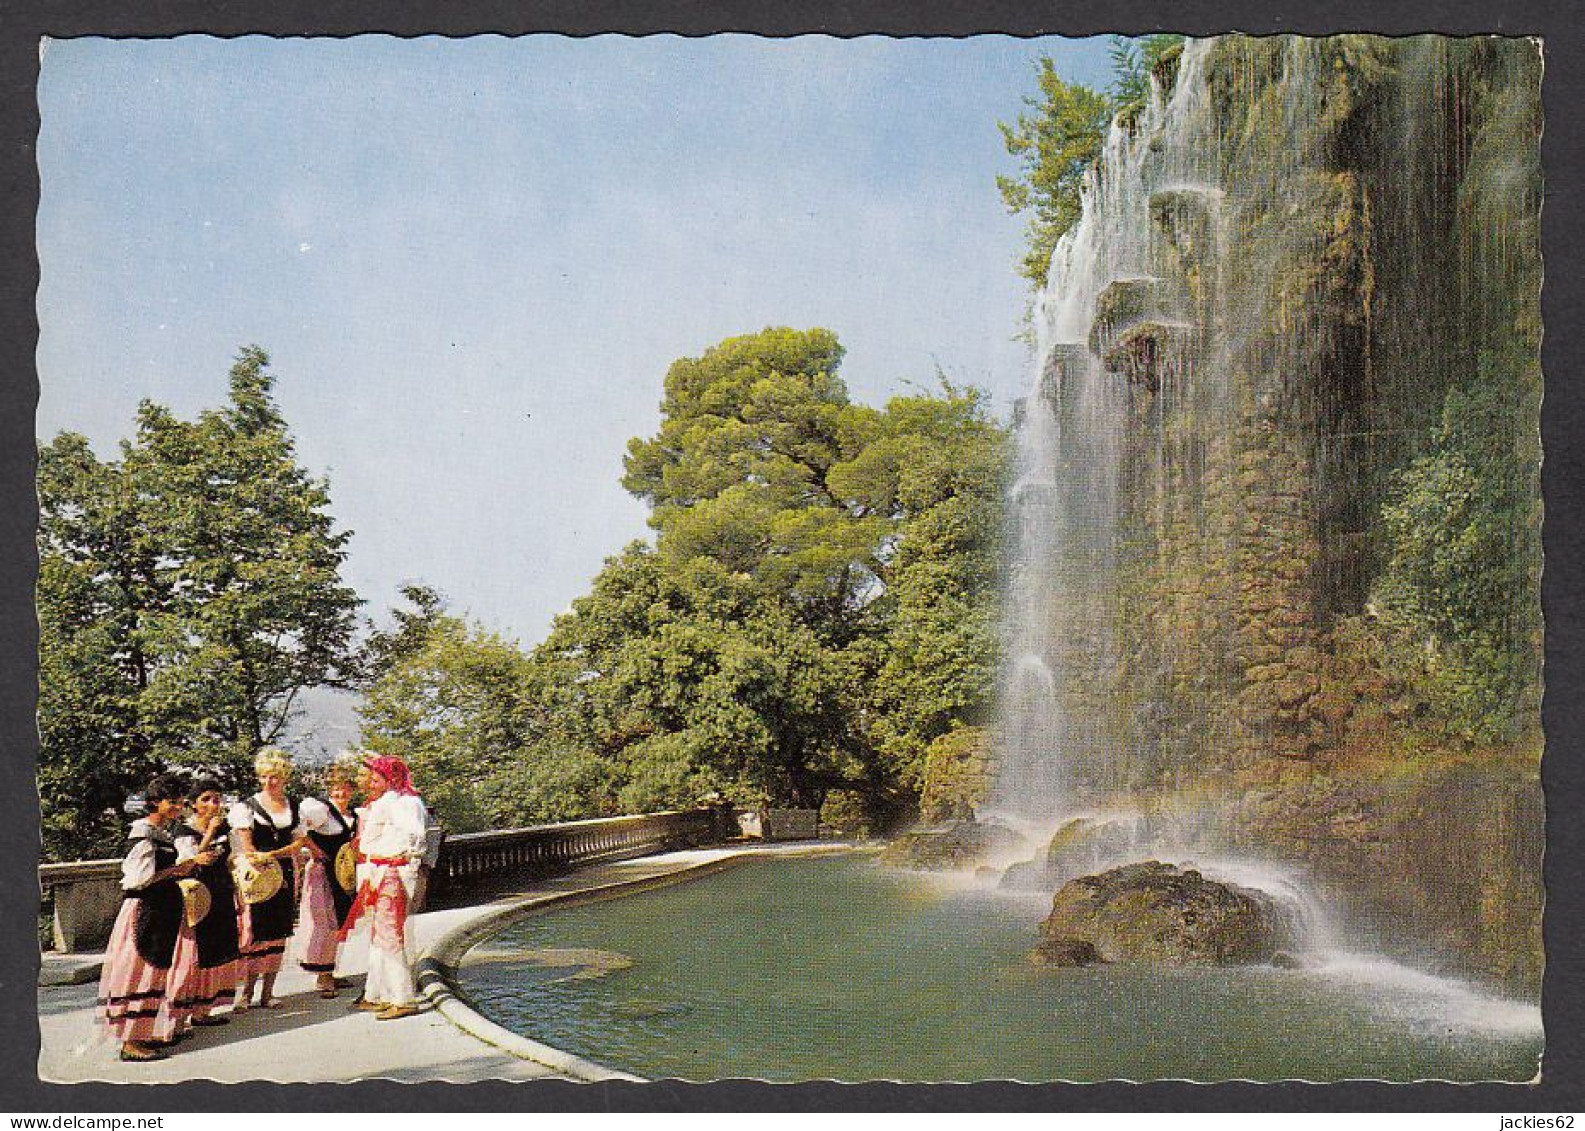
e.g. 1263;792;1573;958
998;36;1185;290
1375;361;1541;742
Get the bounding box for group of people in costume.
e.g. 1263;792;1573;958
97;747;432;1063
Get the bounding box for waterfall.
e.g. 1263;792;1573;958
994;35;1448;812
994;41;1224;817
989;34;1543;1006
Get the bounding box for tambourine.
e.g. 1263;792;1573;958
334;842;358;893
177;878;211;927
233;855;285;905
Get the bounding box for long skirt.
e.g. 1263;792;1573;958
297;858;343;974
97;900;173;1044
238;861;297;979
363;867;416;1007
167;923;237;1024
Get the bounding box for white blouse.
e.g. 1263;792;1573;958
227;794;305;836
120;819;173;891
228;794;305;859
357;792;428;862
299;795;355;835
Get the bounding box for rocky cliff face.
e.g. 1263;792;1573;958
1000;35;1544;994
1088;37;1542;773
1226;754;1544;992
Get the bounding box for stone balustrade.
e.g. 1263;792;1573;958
40;807;732;954
430;808;726;901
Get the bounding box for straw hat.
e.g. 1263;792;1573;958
334;842;358;893
177;878;211;926
233;855;284;905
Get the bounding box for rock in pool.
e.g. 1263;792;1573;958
1029;937;1105;967
878;819;1022;870
1033;860;1282;966
461;946;635;983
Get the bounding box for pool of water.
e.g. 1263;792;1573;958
456;854;1543;1082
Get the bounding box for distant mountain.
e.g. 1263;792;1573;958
280;685;364;764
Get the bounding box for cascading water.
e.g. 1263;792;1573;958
994;41;1223;818
995;35;1535;821
988;35;1543;1034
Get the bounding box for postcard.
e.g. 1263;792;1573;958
34;31;1544;1086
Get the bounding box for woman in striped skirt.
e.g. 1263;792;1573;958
166;777;241;1031
297;761;359;997
97;773;216;1062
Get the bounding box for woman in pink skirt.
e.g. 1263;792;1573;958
97;774;216;1062
165;777;241;1033
297;762;359;997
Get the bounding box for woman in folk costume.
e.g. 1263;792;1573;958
165;777;241;1031
97;773;217;1062
339;754;428;1020
229;746;309;1010
297;760;359;998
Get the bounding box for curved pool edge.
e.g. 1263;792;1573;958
415;843;860;1082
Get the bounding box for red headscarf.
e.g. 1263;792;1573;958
364;754;419;798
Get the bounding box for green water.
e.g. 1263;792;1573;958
457;854;1543;1082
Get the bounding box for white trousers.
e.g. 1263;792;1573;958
360;863;417;1006
365;939;416;1006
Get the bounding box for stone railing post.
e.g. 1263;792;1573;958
38;859;125;954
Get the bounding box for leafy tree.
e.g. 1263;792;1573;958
358;610;610;831
128;348;361;779
624;327;891;634
998;38;1184;292
589;330;1006;814
37;348;360;857
845;388;1008;793
528;547;866;811
37;437;161;859
996;58;1113;290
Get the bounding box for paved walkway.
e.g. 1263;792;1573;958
38;843;840;1084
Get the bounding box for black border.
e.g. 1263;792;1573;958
4;0;1581;1113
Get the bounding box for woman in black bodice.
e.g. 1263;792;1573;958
167;777;241;1028
298;761;360;997
228;747;309;1010
96;773;216;1061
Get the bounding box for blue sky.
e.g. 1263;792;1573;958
37;34;1116;648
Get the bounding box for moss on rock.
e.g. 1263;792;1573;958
918;726;996;823
1037;861;1283;966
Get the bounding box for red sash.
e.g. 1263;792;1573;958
336;856;409;941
